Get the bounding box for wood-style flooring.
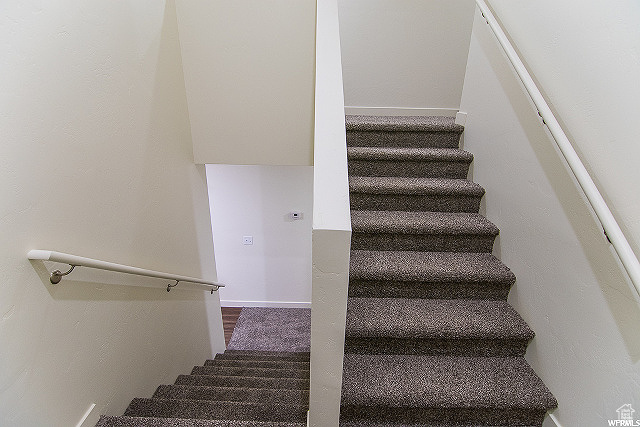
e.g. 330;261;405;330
221;307;242;346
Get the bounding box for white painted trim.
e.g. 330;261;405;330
543;413;562;427
455;111;468;126
344;106;458;117
220;300;311;308
76;403;96;427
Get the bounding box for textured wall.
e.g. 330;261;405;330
206;165;313;307
175;0;315;166
0;1;224;425
460;7;640;425
488;0;640;263
338;0;475;111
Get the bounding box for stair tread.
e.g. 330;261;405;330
351;210;498;236
204;359;310;369
213;354;310;363
97;416;306;426
347;146;472;162
124;398;307;422
346;115;463;132
191;365;309;379
341;354;557;409
175;374;309;390
339;423;538;427
350;250;516;283
350;176;484;196
221;350;309;358
345;298;533;340
153;384;309;403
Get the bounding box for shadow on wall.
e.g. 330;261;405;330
475;13;640;360
131;0;215;285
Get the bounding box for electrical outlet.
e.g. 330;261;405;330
242;236;253;245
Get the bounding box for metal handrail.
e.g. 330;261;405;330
476;0;640;298
27;249;224;293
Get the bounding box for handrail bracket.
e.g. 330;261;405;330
50;265;77;284
167;280;180;292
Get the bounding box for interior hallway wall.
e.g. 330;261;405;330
460;7;640;425
488;0;640;259
338;0;475;112
0;1;224;425
206;165;313;307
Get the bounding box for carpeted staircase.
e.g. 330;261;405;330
340;115;557;426
96;350;310;426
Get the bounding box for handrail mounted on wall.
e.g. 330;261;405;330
28;249;224;293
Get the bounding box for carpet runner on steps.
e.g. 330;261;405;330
95;350;310;426
341;115;557;426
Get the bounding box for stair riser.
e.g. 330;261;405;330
191;366;309;379
351;232;496;253
175;375;309;390
153;385;309;405
347;280;512;301
347;131;461;149
348;160;470;179
124;399;306;423
339;405;546;426
349;193;482;213
344;337;530;357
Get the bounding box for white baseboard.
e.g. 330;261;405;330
221;300;311;308
455;111;468;126
345;106;459;117
76;403;97;427
543;413;562;427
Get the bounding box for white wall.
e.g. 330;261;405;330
175;0;315;166
206;165;313;307
338;0;475;112
460;7;640;425
0;1;225;426
487;0;640;261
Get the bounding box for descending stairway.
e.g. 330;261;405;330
340;115;557;426
96;350;310;426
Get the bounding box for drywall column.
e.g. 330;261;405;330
459;6;640;425
309;0;352;425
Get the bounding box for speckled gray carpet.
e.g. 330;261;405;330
227;307;311;352
95;116;557;426
96;309;310;426
96;351;309;427
340;115;557;426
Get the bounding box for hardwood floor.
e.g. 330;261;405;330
221;307;242;346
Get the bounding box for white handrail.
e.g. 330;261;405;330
476;0;640;298
27;249;224;293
